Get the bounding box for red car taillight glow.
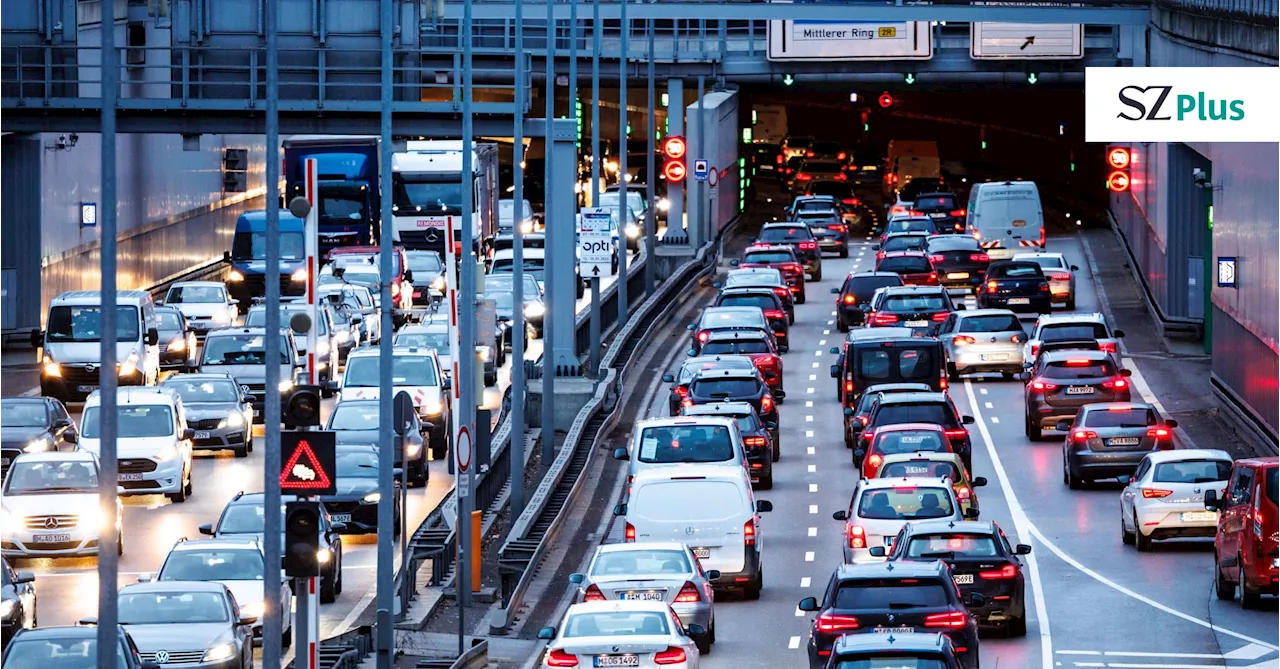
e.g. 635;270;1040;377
924;611;969;629
583;584;606;601
847;525;866;549
1147;427;1171;439
654;648;687;665
1142;488;1174;498
931;311;948;322
953;335;976;346
1100;342;1118;353
799;241;818;250
761;395;775;414
744;519;756;546
871;313;899;326
547;649;579;667
1103;378;1128;390
970;253;989;262
1072;430;1098;441
979;564;1018;580
1030;379;1056;391
764;309;785;319
624;522;636;542
816;612;861;632
843;294;856;305
674;582;701;603
744;436;767;447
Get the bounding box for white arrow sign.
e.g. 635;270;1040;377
970;22;1083;59
578;208;614;279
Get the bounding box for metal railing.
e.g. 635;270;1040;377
1158;0;1278;18
285;624;373;669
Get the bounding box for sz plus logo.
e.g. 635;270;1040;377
1116;85;1245;122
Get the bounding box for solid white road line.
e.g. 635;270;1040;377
795;607;805;617
800;577;811;588
789;636;802;649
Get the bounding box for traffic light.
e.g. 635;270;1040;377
878;92;894;109
662;136;687;183
284;501;322;578
1107;146;1131;193
284;385;322;429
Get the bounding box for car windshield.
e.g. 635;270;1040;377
914;194;958;211
796;199;837;212
718;295;777;311
394;331;451;351
328;404;379;431
344;355;438;387
1;637;127;669
878;257;932;274
166;286;225;304
118;591;230;624
834;579;950;607
498;199;533;222
563;611;670;638
884;236;927;253
743;251;794;264
163;378;242;403
246;309;329;336
1045;359;1114;378
1153;459;1233;484
858;486;955;520
876;404;951;427
882;295;945;311
1041;323;1109;341
82;405;173;439
906;534;1000;558
701;340;771;355
5;460;98;493
887;219;935;234
636;424;734;463
1268;468;1279;505
0;402;47;428
758;227;812;243
691;378;761;399
491;258;545;274
233;231;305;260
406;252;443;273
336;449;380;477
161;549;264;582
991;264;1043;279
1020;255;1066;270
847;276;903;301
874;430;948;455
394;178;462;213
157;310;185;329
217;502;278;534
202;334;293;365
46;305;141;343
879;460;962;481
1083;407;1156;428
835;657;948;669
591;549;691;576
958;315;1023;333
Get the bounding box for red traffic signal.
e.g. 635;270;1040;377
664;160;687;183
1107;147;1131;169
662;135;687;183
1107;170;1131;193
662;136;687;160
879;92;894;108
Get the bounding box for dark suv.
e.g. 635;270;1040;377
714;287;790;350
682;401;777;488
913;192;967;233
735;245;807;305
662;355;759;416
1022;350;1132;441
977;260;1052;314
833;271;903;332
799;561;982;669
756;223;823;281
861;392;975;471
926;235;990;290
686;368;783;446
822;632;964;669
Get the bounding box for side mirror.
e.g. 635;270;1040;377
687;349;696;357
797;596;820;612
1119;368;1133;377
961;415;975;425
117;486;126;495
686;623;707;638
854;449;865;459
242;394;255;403
729;259;740;267
65;432;79;444
568;573;584;585
868;546;886;558
662;374;675;383
13;571;35;584
1015;544;1032;555
686;324;695;331
1203;489;1220;511
830;364;840;378
238;614;260;626
199;523;214;536
830;287;840;294
968;593;987;607
843;407;854;417
183;428;196;440
1056;420;1072;432
147;327;160;346
765;421;778;431
154;299;164;306
712;282;722;289
229;298;239;305
1113;329;1126;338
613;447;629;461
1165;419;1178;428
1070;264;1080;271
954;304;966;311
829;346;839;355
774;389;786;400
443;378;452;391
832;510;848;521
613;504;627;516
537;627;556;640
419;423;431;435
29;329;43;348
964;508;980;520
972;477;987;487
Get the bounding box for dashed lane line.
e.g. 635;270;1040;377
806;430;814;438
807;446;816;455
789;636;802;649
809;374;817;381
800;577;812;588
804;551;815;561
808;527;818;537
807;387;815;394
809;483;818;492
807;464;817;473
808;505;818;514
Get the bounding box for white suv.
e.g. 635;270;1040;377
81;387;195;503
161;281;239;338
0;450;124;558
833;476;972;564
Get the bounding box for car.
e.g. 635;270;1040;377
160;281;239;339
830;329;944;407
781;156;805;188
936;309;1027;379
832;272;904;332
875;232;931;262
912;192;968;233
0;396;79;479
321;446;402;535
160;373;255;457
890;177;947;215
787;195;841;219
976;260;1052;314
116;581;254;669
751;143;781;175
722;267;797;319
395;319;499;386
820;632;964;669
879;216;940;245
713;288;790;349
841;381;936;448
155;305;198;372
682;402;776;487
876;251;939;286
805;140;845;161
1;625;159;669
794;209;850;258
966;180;1044;260
319;283;380;346
568;543;718;654
755;223;823;281
487;231;546;266
1061;401;1178;488
404;250;447;307
339;346;450;463
1120;448;1232;551
871;452;986;518
81;387;196;503
865;285;959;333
537;600;705;668
0;451;123;559
484;273;546;337
833;476;974;564
245;303;340;393
782;135;814;160
1;559;36;646
146;536;293;645
732;247;805;307
613;416;747;492
200;491;344;603
498;198;537;234
198;327;303;425
855;422;955;477
926;235;991;291
325;399;429;487
1014;252;1079;309
1024;312;1124;368
878;520;1030;635
802;183;865;230
1022;350;1133;441
859;392;975;471
662;355;759;417
684;368;782;445
598;190;646;251
799;560;981;669
1204;457;1278;608
35;290;163;402
791;160;846;194
325;246;415;324
694;330;784;394
490;246;587;299
687;307;774;356
482;290;539;348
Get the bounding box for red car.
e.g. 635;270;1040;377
1206;457;1278;608
876;251;939;286
326;245;415;323
735;244;808;304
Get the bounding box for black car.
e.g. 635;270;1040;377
733;247;805;309
662;355;759;416
325;399;430;487
155;305;197;372
1;559;36;646
830;328;943;406
841;382;936;448
160;373;255;457
2;625;159;669
751;143;781;175
714;288;790;351
795;210;850;258
781;155;805;186
833;271;904;332
875;519;1031;635
686;368;782;445
926;235;991;291
0;397;78;479
1022;350;1133;441
823;632;964;669
977;261;1052;314
682;401;777;488
913;192;967;233
876;232;931;260
321;446;403;535
861;392;976;471
755;223;823;280
799;561;982;669
687;306;775;356
866;285;961;333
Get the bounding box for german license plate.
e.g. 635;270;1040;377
980;354;1008;361
1066;386;1096;395
118;473;143;482
954;574;975;584
1;458;9;469
622;591;664;601
1181;511;1217;522
194;431;211;440
692;547;711;559
906;320;928;327
1108;437;1140;446
1008;297;1031;305
253;408;261;417
904;466;929;474
594;655;639;667
33;533;71;543
947;272;969;279
874;626;915;634
77;385;98;393
331;514;352;523
930;212;947;218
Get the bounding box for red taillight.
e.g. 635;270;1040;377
1030;344;1040;358
1072;430;1098;442
785;168;794;175
1103;378;1128;390
764;309;785;319
1030;379;1056;391
923;611;968;629
931;311;948;322
783;263;803;274
1147;427;1171;439
979;564;1018;580
674;385;688;398
929;254;946;264
970;253;989;262
761;395;775;414
866;453;883;472
1142;488;1174;499
1099;342;1118;353
682;399;694;408
847;525;867;549
816;612;861;632
843;198;859;205
806;151;815;157
843;294;856;305
583;584;606;602
697;331;709;343
654;647;687;665
953;335;976;346
799;241;818;250
1038;282;1050;292
890;205;907;215
950;209;967;217
744;436;767;447
674;581;701;603
986;280;998;292
837;152;847;160
776;154;784;165
797;173;813;181
547;649;579;667
744;519;756;546
871;313;899;326
1050;272;1071;281
954;485;971;500
829;224;845;231
773;287;789;297
833;173;848;181
944;428;968;438
624;522;636;542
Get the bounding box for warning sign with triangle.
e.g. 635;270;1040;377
279;431;337;496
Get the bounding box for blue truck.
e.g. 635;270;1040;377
283;135;383;252
224;210;309;309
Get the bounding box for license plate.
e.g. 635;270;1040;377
1008;297;1031;305
1066;386;1096;395
980;354;1009;361
1108;437;1140;446
118;473;143;481
1181;511;1217;522
954;574;975;584
331;514;352;523
594;655;639;667
906;320;928;327
930;212;947;218
874;626;915;634
905;466;929;474
1;458;9;468
622;591;664;601
77;385;99;393
194;431;211;440
32;533;72;543
253;408;261;417
947;272;970;279
692;547;710;559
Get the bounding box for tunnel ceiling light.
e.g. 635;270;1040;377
1107;147;1131;169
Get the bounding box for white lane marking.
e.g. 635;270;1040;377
823;329;831;335
818;339;826;346
1080;665;1228;669
830;311;837;316
806;400;814;407
800;577;812;587
1123;359;1171;417
807;464;817;473
962;380;1054;669
806;430;814;438
990;416;999;423
807;446;816;455
985;402;993;409
807;387;815;394
809;504;818;514
1224;645;1272;661
789;636;802;649
979;387;988;395
812;362;820;368
1058;650;1230;659
806;415;814;422
808;527;818;537
809;483;818;492
827;320;834;325
809;374;817;381
795;607;805;617
814;350;823;357
804;551;815;561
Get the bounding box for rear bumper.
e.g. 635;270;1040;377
837;307;864;326
1068;449;1148;479
710;547;761;589
980;294;1052;312
951;347;1024;373
1134;503;1219;539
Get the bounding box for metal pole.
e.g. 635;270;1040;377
587;0;601;379
589;278;600;376
295;578;310;667
459;0;477;622
262;0;283;664
695;75;705;247
376;0;395;663
509;0;527;519
616;0;629;324
645;21;656;294
96;6;120;667
540;0;556;463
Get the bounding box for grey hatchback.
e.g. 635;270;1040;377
1061;402;1178;489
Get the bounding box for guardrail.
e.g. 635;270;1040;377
285;624;373;669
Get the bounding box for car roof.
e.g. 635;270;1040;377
0;396;51;407
873;422;947;433
162;372;238;382
566;600;671;615
86;386;180;405
682;355;755;370
955;308;1020;319
682;402;756;417
693;367;760;381
631;463;750;485
12;450;98;465
1142;448;1234;464
834;559;948;580
846;327;921;342
761;221;806;229
987;260;1043;270
860;476;954;491
347;346;440;359
1040;350;1111;362
877;392;949;405
879;285;947;295
703;306;763;317
866;382;935;393
833;631;950;654
120;580;228;594
847;271;903;280
596;541;690;554
1035;312;1106;326
744;244;796;253
170;281;225;288
1080;401;1155;413
720;286;780;296
636;415;737;429
9;625;121;641
169;537;263;552
879;452;965;466
51;290;151;305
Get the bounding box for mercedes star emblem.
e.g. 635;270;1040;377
44;517;60;529
155;651;170;664
684;526;694;535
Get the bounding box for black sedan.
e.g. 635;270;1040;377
976;261;1052;314
714;287;790;352
1;559;36;647
321;446;403;535
155;305;197;372
0;397;78;479
926;235;991;291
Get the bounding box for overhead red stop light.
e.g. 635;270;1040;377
662;136;687;183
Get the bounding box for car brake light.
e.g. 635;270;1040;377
1039;282;1050;292
1147;427;1171;438
674;582;701;603
932;312;948;322
547;649;579;667
783;263;803;273
829;224;845;231
764;309;785;319
1103;378;1128;390
761;395;775;413
951;209;967;217
674;385;688;398
654;647;687;665
583;584;606;601
843;294;856;305
944;428;968;438
837;152;847;160
797;173;812;181
1030;344;1040;358
979;564;1017;580
866;453;883;472
682;399;694;408
891;205;907;214
1030;379;1057;391
1099;342;1118;353
625;522;636;542
842;198;859;205
697;331;709;343
1142;488;1174;498
953;335;976;346
776;155;784;165
1010;333;1026;344
970;253;989;262
744;436;767;447
744;519;756;546
816;612;861;632
929;254;945;264
799;241;818;250
871;313;899;326
1072;430;1098;441
954;484;971;500
773;287;789;296
847;525;867;549
834;173;848;181
986;280;998;291
1065;359;1092;366
806;151;815;157
1050;272;1072;281
924;611;968;629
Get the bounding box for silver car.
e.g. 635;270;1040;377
569;542;718;653
936;309;1027;379
538;600;704;668
116;580;255;669
160;373;255;457
1015;252;1079;310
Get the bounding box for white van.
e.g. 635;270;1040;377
966;181;1045;260
620;465;772;599
34;290;162;402
81;386;196;503
613;416;747;486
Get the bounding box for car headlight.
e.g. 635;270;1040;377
423;397;444;416
363;492;382;504
212;309;232;324
317;548;332;564
524;302;546;318
42;354;61;377
0;599;15;618
221;412;245;429
316;341;331;356
167;335;186;352
202;642;237;663
626;223;641;239
23;437;52;453
405;440;422;458
240;600;265;620
657;197;670;212
291;268;308;283
520;220;534;234
153;443;179;461
477;346;491;363
279;379;295;393
228;270;244;282
81;506;109;531
431;275;446;292
119;351;140;377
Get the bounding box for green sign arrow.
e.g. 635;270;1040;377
1027;73;1038;84
905;73;916;84
782;74;795;86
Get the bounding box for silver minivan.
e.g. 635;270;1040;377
34;290;162;402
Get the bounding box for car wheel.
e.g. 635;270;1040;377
772;436;781;463
1214;553;1235;600
1121;514;1135;545
167;468;190;503
1066;463;1083;490
320;570;337;603
947;362;960;381
485;371;497;387
234;441;249;458
709;619;716;644
839;247;849;259
117;532;124;557
1133;514;1152;551
1026;414;1042;441
695;631;712;655
247;433;255;453
281;624;293;648
413;456;429;488
1240;555;1261;609
796;291;806;305
758;473;773;490
1008;614;1027;637
744;567;763;600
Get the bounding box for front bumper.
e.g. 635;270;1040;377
322;499;385;534
118;456;185;494
2;523;104;558
41;366;148;402
189;424;251;451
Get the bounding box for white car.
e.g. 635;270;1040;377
145;536;294;646
833;476;971;564
1120;449;1233;552
0;451;122;558
339;346;451;460
162;281;239;337
1014;252;1080;310
1023;312;1125;369
538;600;704;668
80;387;196;503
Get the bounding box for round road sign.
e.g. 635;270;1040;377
455;425;473;473
707;168;719;188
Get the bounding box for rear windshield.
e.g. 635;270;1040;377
887;219;936;235
1041;323;1109;341
879;460;962;481
804;162;842;174
1082;407;1156;428
1153;460;1233;484
878;257;932;274
591;549;691;576
905;534;1000;558
858;349;939;382
758;227;813;243
834;579;950;608
874;430;949;455
1045;359;1115;378
991;264;1044;279
857;486;955;520
882;294;946;311
958;315;1023;333
846;276;903;301
632;481;744;521
876;403;952;426
702;340;771;355
1021;255;1066;270
929;237;981;253
726;270;783;288
884;236;927;253
637;424;733;464
719;295;778;311
743;251;793;264
701;310;764;328
810;182;855;198
691;378;762;398
835;657;947;669
564;611;669;638
915;195;958;210
796;200;837;212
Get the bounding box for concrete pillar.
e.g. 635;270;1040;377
546;117;581;377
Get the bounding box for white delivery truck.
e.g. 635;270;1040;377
883;140;941;198
391;141;499;258
753;104;788;145
966;181;1045;260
